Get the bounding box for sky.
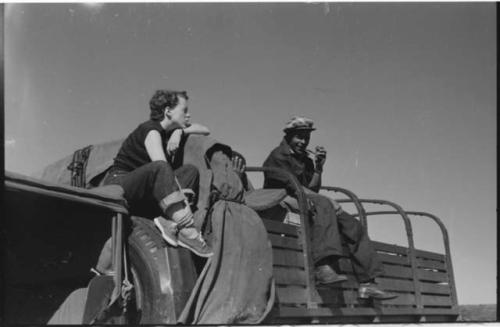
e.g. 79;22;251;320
4;3;496;305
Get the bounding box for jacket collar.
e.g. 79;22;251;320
278;138;293;156
278;138;306;158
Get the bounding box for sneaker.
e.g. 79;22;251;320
358;283;398;300
314;264;348;284
177;231;213;258
154;217;179;247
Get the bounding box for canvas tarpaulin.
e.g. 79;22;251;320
178;150;275;324
34;139;124;187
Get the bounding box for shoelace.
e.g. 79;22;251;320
197;234;207;246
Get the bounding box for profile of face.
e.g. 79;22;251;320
287;130;311;155
184;112;191;126
166;96;188;128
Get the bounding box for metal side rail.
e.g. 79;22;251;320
357;203;459;320
245;166;318;309
321;186;368;228
320;189;457;320
405;211;458;311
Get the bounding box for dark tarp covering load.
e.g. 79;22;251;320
40;135;275;324
178;147;275;324
34;139;124;188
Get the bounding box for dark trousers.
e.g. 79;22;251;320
104;161;199;219
307;192;384;282
95;161;199;273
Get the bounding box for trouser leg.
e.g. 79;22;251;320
306;193;344;264
111;161;190;218
336;210;384;282
96;162;201;269
174;164;200;209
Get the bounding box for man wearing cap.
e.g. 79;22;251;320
263;116;396;300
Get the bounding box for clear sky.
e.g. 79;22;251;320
5;3;496;304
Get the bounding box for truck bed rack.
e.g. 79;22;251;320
246;167;459;323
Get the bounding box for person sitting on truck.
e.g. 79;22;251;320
263;116;396;300
100;89;213;259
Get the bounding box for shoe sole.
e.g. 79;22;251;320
154;219;178;247
178;239;213;258
316;276;348;285
358;292;398;300
361;294;399;300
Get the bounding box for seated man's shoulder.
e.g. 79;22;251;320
268;144;289;159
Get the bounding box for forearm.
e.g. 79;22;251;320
182;123;210;136
307;171;322;192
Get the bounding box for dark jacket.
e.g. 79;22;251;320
263;139;315;196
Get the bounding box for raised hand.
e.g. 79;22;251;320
166;129;183;157
314;146;327;171
231;155;246;176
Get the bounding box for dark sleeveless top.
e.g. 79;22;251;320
112;120;167;172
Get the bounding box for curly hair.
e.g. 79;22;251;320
149;90;189;121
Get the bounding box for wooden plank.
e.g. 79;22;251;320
377;278;415;293
418;269;449;283
338;260;414;279
315;289;418;307
380;293;417;306
415;248;445;262
276;285;308;304
373;241;409;256
422;295;453;307
315;289;359;306
417;258;446;271
262;218;299;237
268;234;302;251
275;307;458;321
273;306;458;318
381;265;415;279
273;306;422;318
315;276;451;296
420;282;451;295
273;249;305;268
316;276;451;296
424;315;459;323
274;267;307;286
378;252;410;266
337;253;410;271
422;307;459;315
374;243;446;265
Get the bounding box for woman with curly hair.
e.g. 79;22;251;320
99;89;213;264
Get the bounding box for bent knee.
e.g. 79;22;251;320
347;218;365;241
179;164;200;178
182;163;199;174
147;160;173;174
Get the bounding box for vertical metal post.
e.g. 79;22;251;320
406;212;458;309
294;179;318;309
246;167;318;308
112;213;123;301
111;215;117;271
360;199;423;312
